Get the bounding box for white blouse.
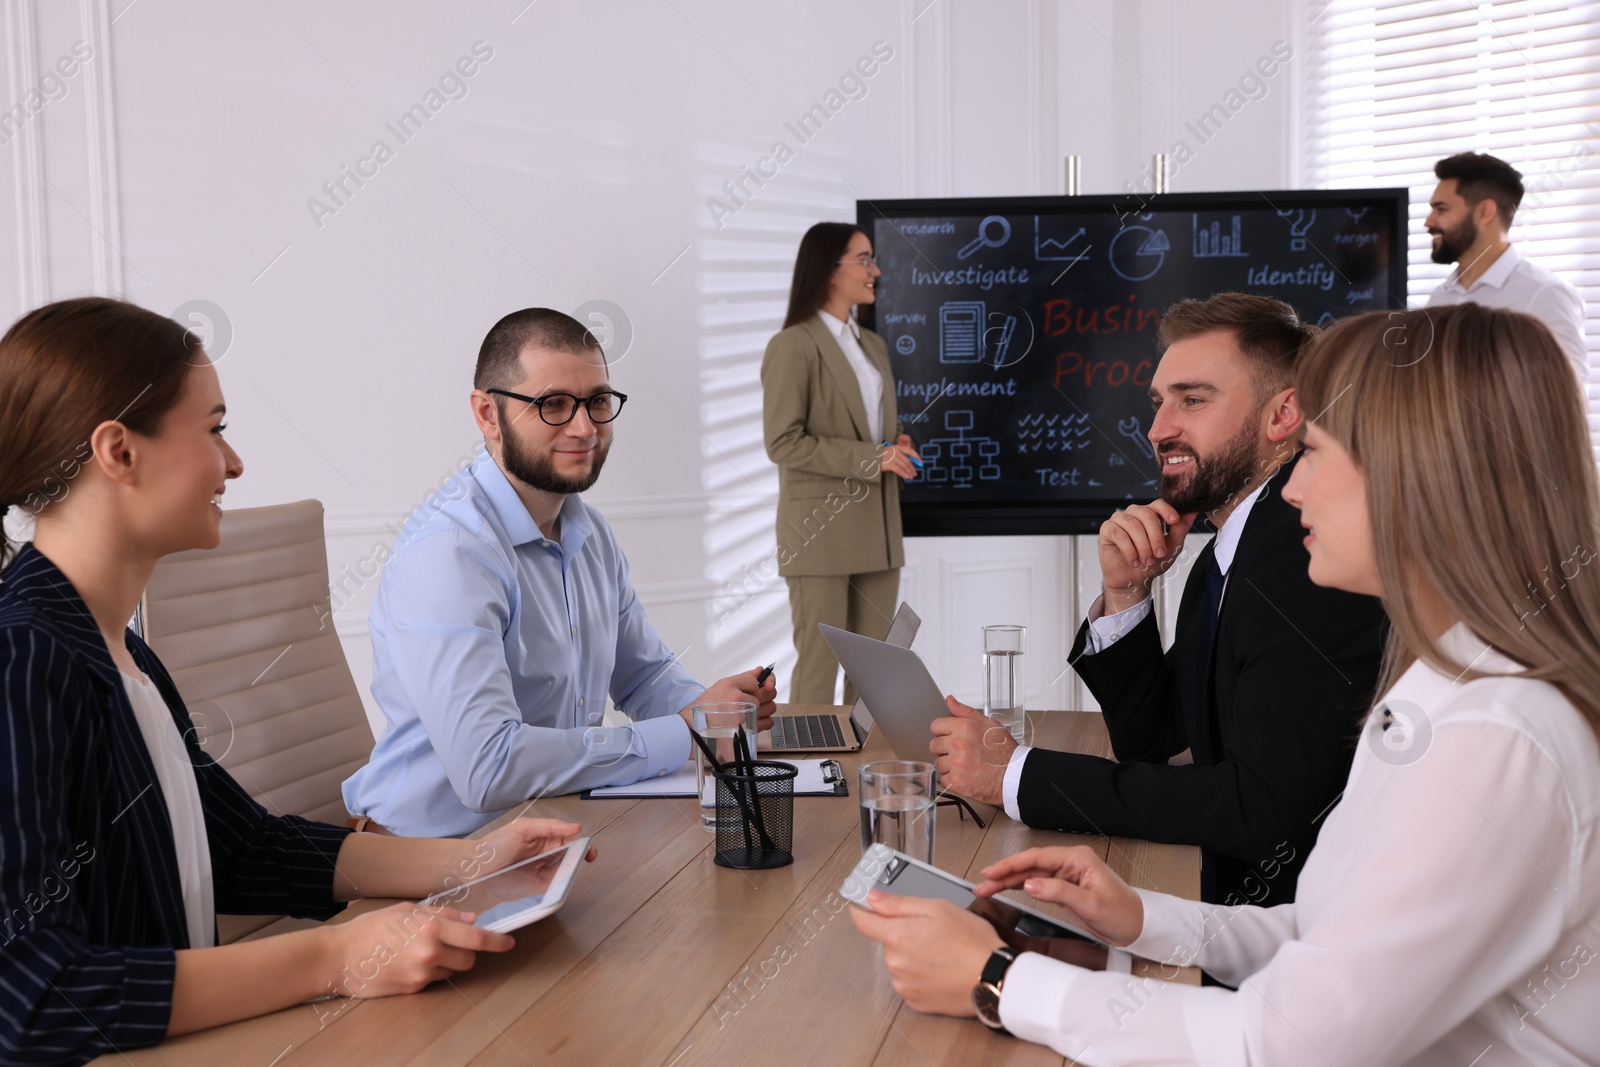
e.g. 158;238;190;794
817;310;884;443
121;670;216;950
999;624;1600;1065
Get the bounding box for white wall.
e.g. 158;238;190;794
0;0;1298;736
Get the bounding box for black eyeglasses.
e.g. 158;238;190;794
487;388;629;426
936;792;988;829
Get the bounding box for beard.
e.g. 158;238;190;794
1430;216;1477;265
1158;418;1261;515
501;421;610;495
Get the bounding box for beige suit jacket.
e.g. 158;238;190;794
761;315;904;578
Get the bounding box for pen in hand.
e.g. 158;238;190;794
882;440;925;469
755;663;775;688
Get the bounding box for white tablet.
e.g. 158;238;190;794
840;843;1106;947
422;837;590;934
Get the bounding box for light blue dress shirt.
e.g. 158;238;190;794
342;451;702;836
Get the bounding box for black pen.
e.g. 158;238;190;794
687;727;725;775
755;663;775;688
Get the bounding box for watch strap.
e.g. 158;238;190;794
974;946;1020;1034
981;945;1020;987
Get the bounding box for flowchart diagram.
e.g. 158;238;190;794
917;410;1002;488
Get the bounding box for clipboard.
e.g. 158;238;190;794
583;758;849;800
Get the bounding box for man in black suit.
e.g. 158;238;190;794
931;293;1385;908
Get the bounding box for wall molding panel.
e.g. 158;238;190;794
79;0;123;297
5;0;47;310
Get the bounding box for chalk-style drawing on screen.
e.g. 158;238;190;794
918;410;1002;488
895;334;916;355
1033;217;1090;263
1116;416;1157;461
1192;214;1248;258
1276;208;1316;252
1109;225;1168;281
1016;413;1092;455
1316;311;1337;328
1344;207;1368;223
939;301;985;363
987;312;1020;369
957;215;1011;260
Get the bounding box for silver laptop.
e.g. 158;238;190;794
815;617;949;762
759;602;921;753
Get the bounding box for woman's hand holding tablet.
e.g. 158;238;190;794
422;837;593;934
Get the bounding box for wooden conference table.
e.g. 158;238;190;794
103;709;1199;1067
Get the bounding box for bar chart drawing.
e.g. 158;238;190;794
1192;214;1248;258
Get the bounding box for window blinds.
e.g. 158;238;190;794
1302;0;1600;438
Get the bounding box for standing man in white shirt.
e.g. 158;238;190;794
1424;151;1588;381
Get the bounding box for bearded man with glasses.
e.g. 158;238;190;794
343;308;775;837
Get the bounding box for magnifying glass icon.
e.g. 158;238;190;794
957;215;1011;260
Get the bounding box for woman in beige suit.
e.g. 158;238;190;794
762;222;921;704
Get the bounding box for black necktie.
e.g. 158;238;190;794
1201;550;1225;653
1190;547;1226;762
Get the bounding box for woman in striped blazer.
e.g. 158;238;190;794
0;298;593;1066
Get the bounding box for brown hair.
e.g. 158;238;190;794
1435;151;1524;227
1157;292;1317;402
783;222;863;329
474;307;603;393
0;297;199;568
1296;303;1600;737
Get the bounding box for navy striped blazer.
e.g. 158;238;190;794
0;544;354;1066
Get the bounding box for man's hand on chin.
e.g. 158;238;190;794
928;696;1016;807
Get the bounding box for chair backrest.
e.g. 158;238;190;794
140;500;373;826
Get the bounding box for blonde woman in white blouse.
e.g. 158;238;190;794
851;302;1600;1066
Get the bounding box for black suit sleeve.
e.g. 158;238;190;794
0;626;176;1065
1019;548;1383;865
1067;609;1189;764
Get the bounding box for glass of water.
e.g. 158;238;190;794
858;760;936;863
983;624;1027;743
692;702;757;831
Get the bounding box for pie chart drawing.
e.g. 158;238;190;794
1109;226;1169;281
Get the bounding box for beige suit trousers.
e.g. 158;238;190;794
784;568;900;705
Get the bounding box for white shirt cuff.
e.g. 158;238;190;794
1123;887;1208;969
1001;745;1032;821
998;952;1096;1057
1083;594;1153;655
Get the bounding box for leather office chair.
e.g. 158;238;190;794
141;499;374;943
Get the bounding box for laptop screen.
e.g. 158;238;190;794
850;602;921;741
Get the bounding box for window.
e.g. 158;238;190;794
1302;0;1600;442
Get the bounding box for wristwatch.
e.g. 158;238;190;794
972;945;1019;1033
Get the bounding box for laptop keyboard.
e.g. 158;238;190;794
770;714;845;750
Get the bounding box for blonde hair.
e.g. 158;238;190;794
1296;303;1600;737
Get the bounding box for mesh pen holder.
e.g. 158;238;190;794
713;759;797;870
